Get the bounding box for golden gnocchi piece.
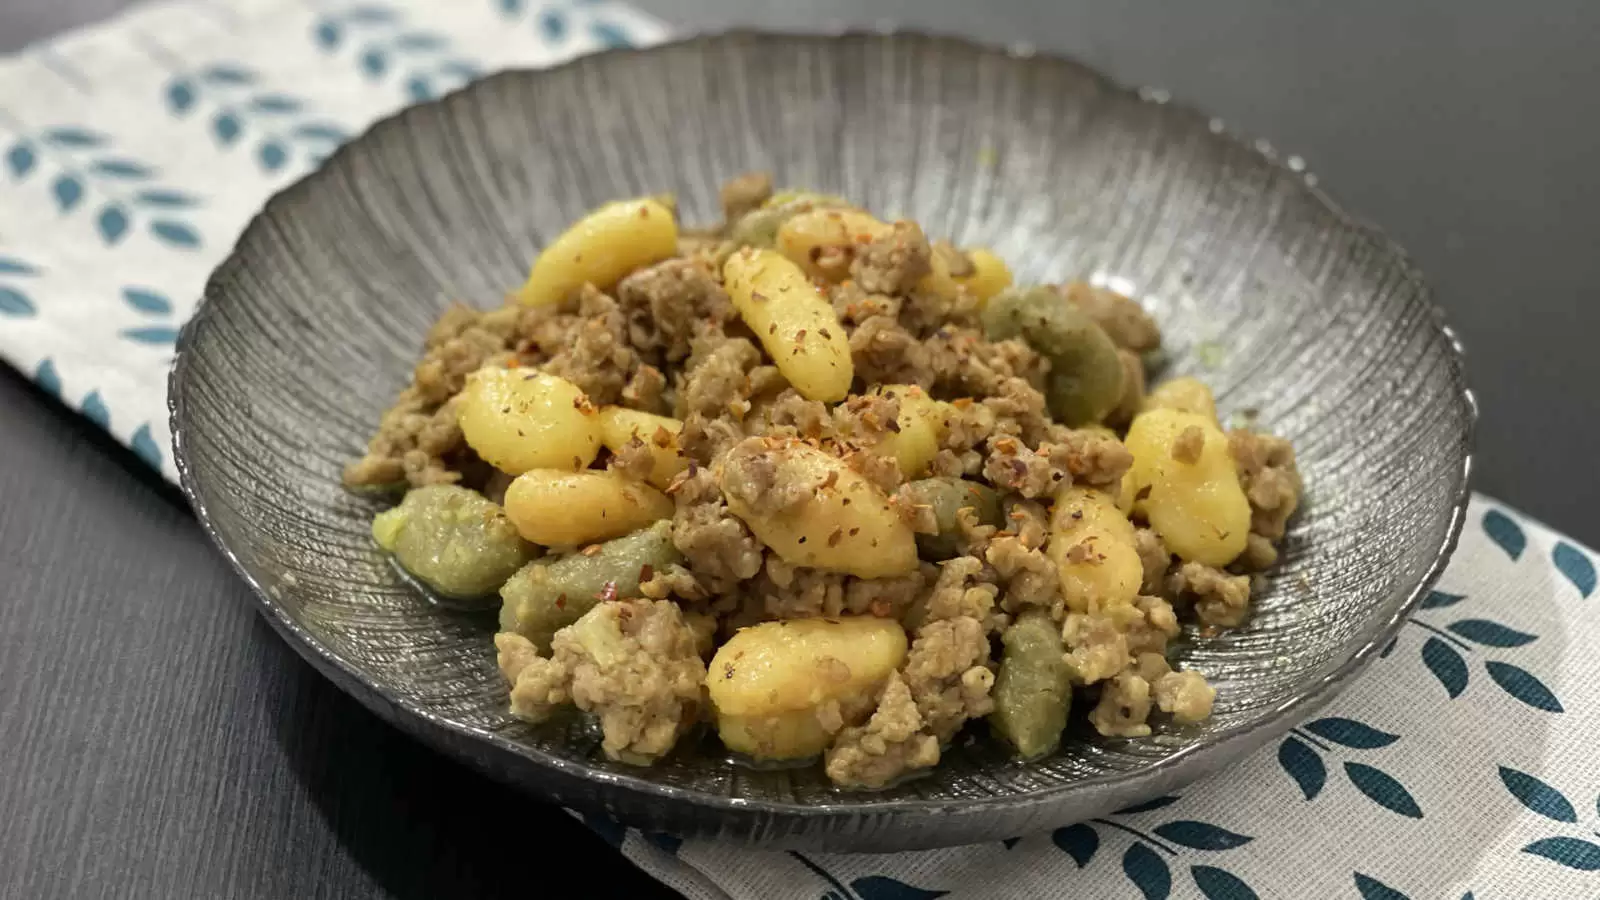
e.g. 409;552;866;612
596;406;687;490
517;197;678;307
707;616;908;760
722;247;854;402
457;369;601;475
504;469;673;547
869;384;949;478
1050;486;1144;614
720;436;917;578
1123;408;1251;566
917;246;1014;304
774;207;892;280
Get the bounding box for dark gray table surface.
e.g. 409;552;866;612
2;2;1597;898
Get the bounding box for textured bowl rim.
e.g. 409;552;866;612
169;28;1477;831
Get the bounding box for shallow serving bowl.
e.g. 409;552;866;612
169;30;1474;851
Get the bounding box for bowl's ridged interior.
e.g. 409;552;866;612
172;32;1472;850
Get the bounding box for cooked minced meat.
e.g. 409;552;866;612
353;173;1303;787
824;672;941;788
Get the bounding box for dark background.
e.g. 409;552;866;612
2;2;1596;898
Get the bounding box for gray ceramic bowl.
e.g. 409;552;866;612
169;30;1474;851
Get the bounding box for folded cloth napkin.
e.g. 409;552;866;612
3;3;1597;898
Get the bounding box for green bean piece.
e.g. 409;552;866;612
989;609;1073;759
981;286;1126;426
900;477;1004;560
375;484;535;605
498;520;682;652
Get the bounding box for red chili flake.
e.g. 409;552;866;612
1135;485;1153;502
819;328;832;339
639;207;650;218
795;329;807;341
582;543;603;557
820;470;839;490
848;527;860;536
639;564;654;582
596;580;618;602
555;594;567;609
751;290;769;303
798;536;808;544
1071;509;1084;520
854;233;873;244
504;358;520;369
827;529;843;547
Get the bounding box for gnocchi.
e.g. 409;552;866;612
868;384;948;477
457;369;601;475
1144;376;1219;422
517;197;678;307
723;247;854;402
1050;486;1143;614
597;406;687;490
774;207;891;280
707;616;908;759
1123;408;1251;566
720;436;918;578
504;469;673;547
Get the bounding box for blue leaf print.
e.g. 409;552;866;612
1191;866;1258;900
213;111;243;146
643;831;681;856
1353;873;1410;900
1552;542;1595;598
579;810;625;848
1522;837;1600;871
1497;766;1576;822
1419;590;1465;609
1051;823;1098;867
7;142;36;177
0;257;37;275
540;9;567;41
1303;717;1399;749
315;20;342;50
52;174;83;212
293;123;347;143
1343;763;1422;818
360;48;388;79
393;31;447;51
345;5;399;23
1486;661;1562;712
90;159;155;179
498;0;525;15
134;188;198;208
1115;796;1181;815
1277;736;1326;800
589;20;633;49
849;875;948;900
149;220;202;249
405;76;434;102
249;94;304;114
120;327;181;345
1152;821;1252;851
43;127;106;147
201;63;256;85
0;286;34;317
97;205;130;245
35;358;60;397
1122;843;1172;900
122;288;171;315
1421;637;1468;698
258;140;289;173
166;79;196;114
130;424;164;470
1482;509;1526;561
1446;619;1536;648
80;391;110;428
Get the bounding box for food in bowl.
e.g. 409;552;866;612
344;173;1302;788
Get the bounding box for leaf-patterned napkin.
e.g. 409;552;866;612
2;3;1597;899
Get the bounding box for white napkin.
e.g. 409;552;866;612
3;4;1596;898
